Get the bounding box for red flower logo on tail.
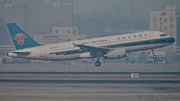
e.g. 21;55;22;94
13;33;27;45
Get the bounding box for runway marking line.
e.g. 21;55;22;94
0;93;180;96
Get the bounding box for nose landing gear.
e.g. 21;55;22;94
151;49;157;63
153;54;157;59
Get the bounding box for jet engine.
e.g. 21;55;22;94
103;48;126;59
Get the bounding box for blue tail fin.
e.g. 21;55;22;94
7;23;41;50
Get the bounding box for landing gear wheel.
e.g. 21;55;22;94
95;61;101;67
152;55;157;63
153;55;157;59
151;49;157;63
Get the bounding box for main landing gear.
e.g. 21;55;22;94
95;61;101;67
95;55;102;67
94;52;103;67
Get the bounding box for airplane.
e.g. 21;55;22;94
6;23;175;67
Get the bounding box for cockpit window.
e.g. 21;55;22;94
160;34;168;37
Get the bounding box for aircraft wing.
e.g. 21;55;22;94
72;43;112;56
50;43;112;56
72;43;111;51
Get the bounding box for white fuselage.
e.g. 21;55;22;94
8;31;175;61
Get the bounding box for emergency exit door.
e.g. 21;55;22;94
149;32;155;42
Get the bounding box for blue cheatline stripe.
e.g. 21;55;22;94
51;37;174;55
109;37;174;48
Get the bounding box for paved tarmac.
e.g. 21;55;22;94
0;63;180;101
0;62;180;72
0;83;180;101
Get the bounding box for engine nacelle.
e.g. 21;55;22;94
79;52;92;58
103;48;126;59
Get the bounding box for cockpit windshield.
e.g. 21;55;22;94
160;34;168;37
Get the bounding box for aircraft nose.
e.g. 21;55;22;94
172;37;175;43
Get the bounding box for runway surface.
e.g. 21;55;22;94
0;63;180;101
0;62;180;72
0;83;180;101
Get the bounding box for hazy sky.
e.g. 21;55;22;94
73;0;180;15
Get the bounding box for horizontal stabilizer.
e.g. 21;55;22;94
50;50;80;55
12;51;31;55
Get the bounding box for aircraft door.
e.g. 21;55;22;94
108;41;112;46
40;47;46;57
149;32;155;42
149;32;154;39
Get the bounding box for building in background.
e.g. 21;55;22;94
33;27;86;44
0;0;25;28
24;0;73;35
177;15;180;46
149;5;177;46
0;0;73;35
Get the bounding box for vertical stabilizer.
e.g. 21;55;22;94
7;23;41;50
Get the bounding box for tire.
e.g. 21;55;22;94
95;61;101;67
